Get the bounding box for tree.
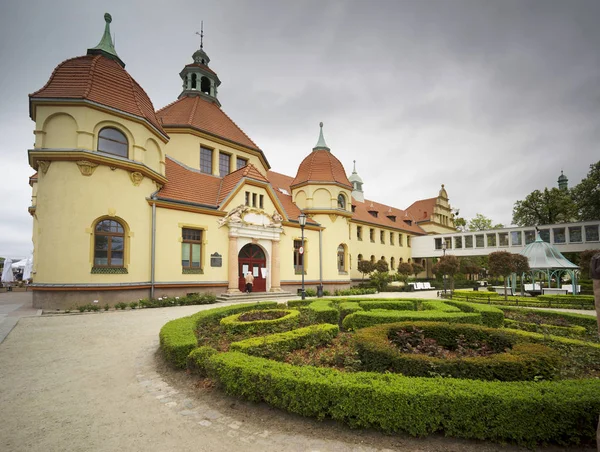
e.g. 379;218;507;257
432;255;460;291
572;160;600;221
512;254;531;296
396;262;413;284
357;260;375;281
375;259;389;273
512;187;577;227
411;262;424;278
369;271;391;292
459;257;481;280
488;251;516;301
453;209;467;232
579;250;599;279
467;213;493;231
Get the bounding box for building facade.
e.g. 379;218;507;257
27;15;455;309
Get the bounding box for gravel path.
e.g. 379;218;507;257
0;301;594;452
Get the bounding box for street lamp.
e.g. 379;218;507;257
441;239;447;297
298;213;307;300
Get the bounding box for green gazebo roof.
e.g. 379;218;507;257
519;235;578;270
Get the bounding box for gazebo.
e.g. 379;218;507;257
511;234;580;295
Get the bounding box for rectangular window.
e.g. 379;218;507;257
380;230;385;244
435;238;443;250
585;225;599;242
245;191;250;206
200;147;213;174
465;235;473;248
475;234;484;248
370;228;375;243
293;240;304;274
454;236;462;249
390;232;394;245
182;228;202;269
539;229;550;243
399;233;403;246
569;226;582;243
498;232;509;247
259;194;264;209
511;231;522;246
553;228;566;244
236;157;247;170
444;238;452;249
407;236;411;247
524;230;536;245
219;152;231;177
486;234;497;247
252;193;257;207
357;226;362;241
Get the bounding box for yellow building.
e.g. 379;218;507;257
27;14;454;309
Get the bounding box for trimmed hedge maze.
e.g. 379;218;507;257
160;298;600;447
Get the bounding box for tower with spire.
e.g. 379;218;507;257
87;13;125;67
348;160;364;202
178;22;221;104
558;170;568;190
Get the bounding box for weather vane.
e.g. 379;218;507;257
195;21;204;49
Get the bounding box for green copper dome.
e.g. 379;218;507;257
87;13;125;68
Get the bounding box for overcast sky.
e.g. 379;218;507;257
1;0;599;258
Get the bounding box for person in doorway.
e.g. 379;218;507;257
245;271;254;293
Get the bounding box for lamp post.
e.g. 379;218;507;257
299;213;307;300
441;239;447;297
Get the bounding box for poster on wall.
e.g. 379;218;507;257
242;265;249;274
253;267;259;277
261;267;267;278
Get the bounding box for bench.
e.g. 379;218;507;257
524;284;541;292
493;286;514;296
561;284;580;294
542;288;568;295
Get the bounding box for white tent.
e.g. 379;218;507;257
23;256;33;280
1;258;15;284
12;258;28;269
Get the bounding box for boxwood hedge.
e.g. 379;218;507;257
443;300;504;328
159;301;278;368
205;350;600;446
220;309;300;334
354;321;561;381
342;310;482;331
500;306;598;337
504;319;587;338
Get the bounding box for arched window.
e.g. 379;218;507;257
94;219;125;267
98;127;128;158
399;257;403;263
390;257;395;270
201;76;211;95
337;244;346;272
357;254;363;262
370;255;375;264
191;73;197;89
337;194;346;210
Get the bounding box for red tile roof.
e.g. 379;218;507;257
29;54;166;137
291;150;352;189
267;170;308;222
218;164;269;204
352;199;426;234
157;157;221;206
156;96;260;151
405;197;437;222
184;63;217;76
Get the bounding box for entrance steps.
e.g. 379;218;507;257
216;291;295;303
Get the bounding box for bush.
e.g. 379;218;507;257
229;324;339;360
338;302;363;323
420;301;461;312
187;346;217;376
443;300;505;328
299;299;339;325
500;306;598;338
159;301;278;368
358;300;415;311
304;288;317;297
355;322;561;381
504;319;587;338
220;309;300;334
343;310;482;331
115;302;128;310
334;287;378;296
205;351;600;446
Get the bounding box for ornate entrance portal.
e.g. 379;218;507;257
238;244;267;292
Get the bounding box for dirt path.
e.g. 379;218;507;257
0;304;593;452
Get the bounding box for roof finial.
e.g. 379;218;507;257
313;122;330;151
353;160;357;173
87;12;124;67
201;21;204;49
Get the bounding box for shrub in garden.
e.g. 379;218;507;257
115;302;128;310
220;309;300;334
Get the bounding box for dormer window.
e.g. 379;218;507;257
98;127;128;158
368;210;378;218
387;215;396;222
404;219;412;226
337;194;346;210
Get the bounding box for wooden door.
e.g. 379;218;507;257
238;244;266;292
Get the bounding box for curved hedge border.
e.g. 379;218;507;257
504;319;587;338
342;310;481;331
229;324;339;359
297;299;339;324
220;309;300;334
443;300;504;328
205;350;600;447
358;300;415;311
500;306;598;337
355;321;560;381
159;301;278;368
